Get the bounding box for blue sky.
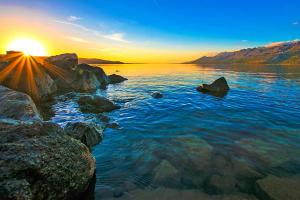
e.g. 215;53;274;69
0;0;299;62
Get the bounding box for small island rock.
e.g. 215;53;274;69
108;74;128;84
78;95;121;113
151;92;163;98
197;77;229;97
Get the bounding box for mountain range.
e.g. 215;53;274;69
186;41;300;65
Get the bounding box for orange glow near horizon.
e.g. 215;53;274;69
6;38;47;56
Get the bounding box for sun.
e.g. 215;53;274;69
7;38;47;56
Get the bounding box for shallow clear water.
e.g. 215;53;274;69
51;64;300;199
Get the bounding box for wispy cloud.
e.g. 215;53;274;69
66;36;88;43
292;21;299;25
241;40;249;42
55;20;130;43
103;33;130;43
67;15;82;22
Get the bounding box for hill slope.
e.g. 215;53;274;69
79;58;124;64
187;41;300;64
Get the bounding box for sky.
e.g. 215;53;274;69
0;0;299;63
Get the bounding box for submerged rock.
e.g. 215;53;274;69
197;77;229;97
108;74;128;84
255;175;300;200
153;160;179;185
236;138;300;167
97;114;110;123
0;85;41;123
0;121;95;200
78;95;121;113
106;122;120;129
151;92;163;98
122;188;258;200
64;122;103;150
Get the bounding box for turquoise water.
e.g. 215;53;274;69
51;64;300;199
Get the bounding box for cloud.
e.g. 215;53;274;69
241;40;248;42
66;36;88;43
55;20;130;43
103;33;130;43
67;15;81;22
292;21;299;25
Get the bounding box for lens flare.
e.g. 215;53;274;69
7;38;47;56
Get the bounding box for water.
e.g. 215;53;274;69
51;64;300;199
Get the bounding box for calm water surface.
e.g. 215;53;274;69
51;64;300;199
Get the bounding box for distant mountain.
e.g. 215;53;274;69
79;58;124;64
187;41;300;65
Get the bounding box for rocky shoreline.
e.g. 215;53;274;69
0;53;127;199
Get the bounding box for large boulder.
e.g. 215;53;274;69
197;77;229;97
0;85;41;123
0;121;96;200
78;95;121;113
44;53;78;71
255;175;300;200
0;56;57;100
153;160;179;186
64;122;103;150
108;74;128;84
73;64;110;90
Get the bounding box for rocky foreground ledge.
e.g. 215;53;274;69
0;53;127;199
0;85;101;199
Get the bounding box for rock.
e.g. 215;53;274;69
256;175;300;200
174;137;213;171
0;57;57;100
122;188;258;200
151;92;163;98
113;187;124;198
106;122;120;129
153;160;179;185
45;55;109;91
44;53;78;71
97;114;110;123
197;77;229;97
208;174;237;194
0;85;41;123
74;64;110;90
64;122;103;150
236;138;300;167
108;74;128;84
0;121;96;199
78;95;121;113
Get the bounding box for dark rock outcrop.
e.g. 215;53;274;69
151;92;163;98
74;64;110;90
44;54;110;92
197;77;229;97
45;53;78;71
0;85;41;123
64;122;103;150
78;95;121;113
0;121;96;200
108;74;128;84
